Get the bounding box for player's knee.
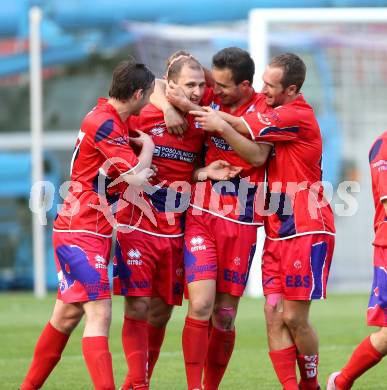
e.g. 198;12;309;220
126;297;150;320
264;309;285;338
264;303;276;325
212;306;236;330
189;297;213;320
84;312;111;335
374;328;387;353
148;309;172;328
61;313;83;333
51;306;84;334
282;310;307;332
381;331;387;347
149;315;170;328
87;306;111;325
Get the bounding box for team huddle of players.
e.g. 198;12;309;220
19;47;387;390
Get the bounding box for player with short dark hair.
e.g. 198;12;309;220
212;46;255;85
109;60;155;100
327;132;387;389
20;57;155;390
192;52;335;390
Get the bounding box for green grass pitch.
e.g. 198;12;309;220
0;293;385;389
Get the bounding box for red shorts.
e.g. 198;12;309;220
262;233;335;300
53;231;112;303
113;229;184;306
367;246;387;326
184;208;258;297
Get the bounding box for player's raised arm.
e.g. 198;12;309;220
191;107;271;167
150;79;187;135
150;50;212;134
217;111;251;135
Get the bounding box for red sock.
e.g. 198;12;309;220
202;320;213;386
335;336;383;390
121;316;149;390
82;336;115;390
297;354;319;390
203;327;235;390
147;323;166;380
20;322;69;390
182;316;209;390
269;345;299;390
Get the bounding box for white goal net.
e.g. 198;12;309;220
126;21;248;77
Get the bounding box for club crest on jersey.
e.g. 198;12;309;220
150;126;166;137
233;257;241;266
257;112;272;126
176;267;184;277
190;236;206;252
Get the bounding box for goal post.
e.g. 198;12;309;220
29;6;46;298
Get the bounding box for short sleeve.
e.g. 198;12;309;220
242;106;300;143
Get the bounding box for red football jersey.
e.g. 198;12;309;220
242;94;335;239
116;103;205;236
369;131;387;247
191;89;268;225
54;98;139;237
